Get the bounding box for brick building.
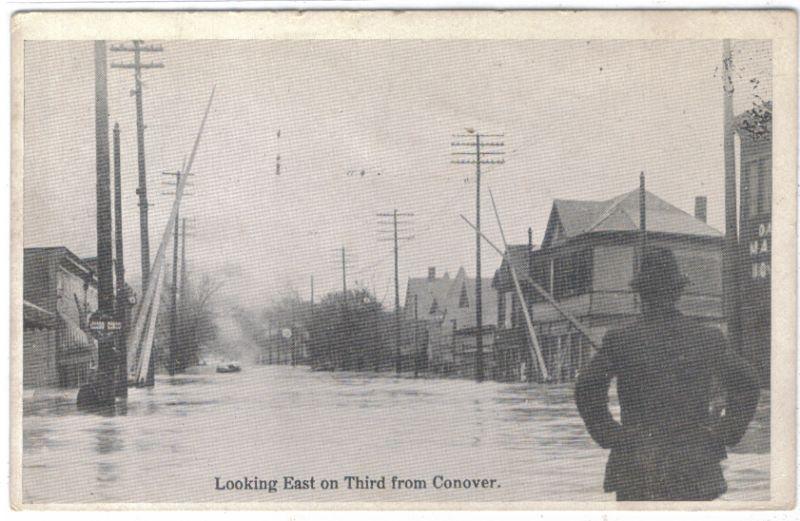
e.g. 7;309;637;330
23;247;99;388
736;102;772;382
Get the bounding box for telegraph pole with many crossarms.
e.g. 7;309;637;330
111;40;164;386
377;210;414;374
451;132;504;382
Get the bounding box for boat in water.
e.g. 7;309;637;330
216;362;242;374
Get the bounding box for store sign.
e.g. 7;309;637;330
747;220;771;282
88;312;122;339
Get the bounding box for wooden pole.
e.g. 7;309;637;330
460;214;601;350
474;135;485;382
113;122;127;399
488;190;549;381
722;39;742;352
169;171;181;375
94;40;115;405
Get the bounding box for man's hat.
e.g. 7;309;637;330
630;246;690;294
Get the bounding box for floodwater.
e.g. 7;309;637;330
22;364;770;504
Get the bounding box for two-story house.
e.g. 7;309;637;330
493;188;723;383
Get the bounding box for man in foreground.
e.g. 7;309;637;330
575;247;761;501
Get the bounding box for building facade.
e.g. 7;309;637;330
493;189;724;383
23;247;99;388
736;102;771;383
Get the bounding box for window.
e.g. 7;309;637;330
429;299;439;315
458;284;469;308
530;262;549;302
504;292;514;329
746;158;772;217
553;249;593;299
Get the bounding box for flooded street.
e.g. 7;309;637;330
22;365;770;504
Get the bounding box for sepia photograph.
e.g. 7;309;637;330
9;10;796;510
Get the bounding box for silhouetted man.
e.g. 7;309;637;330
575;246;760;501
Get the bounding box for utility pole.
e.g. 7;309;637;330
341;247;348;294
452;132;505;382
162;170;192;375
93;41;115;406
113;122;128;399
377;210;414;374
181;218;187;299
111;40;163;386
413;294;420;378
722;39;742;352
639;172;647;266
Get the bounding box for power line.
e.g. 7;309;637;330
451;131;505;383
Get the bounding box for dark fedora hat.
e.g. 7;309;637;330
630;246;690;294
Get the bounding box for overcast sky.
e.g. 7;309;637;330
23;39;771;309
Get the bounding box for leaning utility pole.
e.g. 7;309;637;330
111;40;163;386
377;210;414;374
93;41;116;406
113;122;127;399
452;132;505;382
162;170;192;375
722;39;742;352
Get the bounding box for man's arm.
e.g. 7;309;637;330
575;333;624;449
714;340;761;447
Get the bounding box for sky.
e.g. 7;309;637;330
23;39;771;311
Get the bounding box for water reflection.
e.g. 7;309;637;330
22;364;770;504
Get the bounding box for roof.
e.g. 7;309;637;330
542;189;721;248
25;247;97;282
404;272;453;321
444;267;498;328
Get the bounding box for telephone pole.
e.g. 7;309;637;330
377;210;414;374
162;170;193;375
113;122;128;399
93;41;115;406
722;39;742;352
452;132;504;382
111;40;163;386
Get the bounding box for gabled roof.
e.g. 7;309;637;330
444;267;498;328
542;189;721;248
404;272;453;320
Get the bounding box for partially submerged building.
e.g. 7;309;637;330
23;247;99;388
493;189;724;383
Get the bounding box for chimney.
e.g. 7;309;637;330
428;267;436;281
694;196;708;223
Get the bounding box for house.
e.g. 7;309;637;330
23;247;99;388
426;268;497;377
402;267;453;372
493;188;724;383
736;102;771;382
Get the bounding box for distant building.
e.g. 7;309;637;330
493;189;724;383
405;266;497;377
736;102;771;382
23;247;98;388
